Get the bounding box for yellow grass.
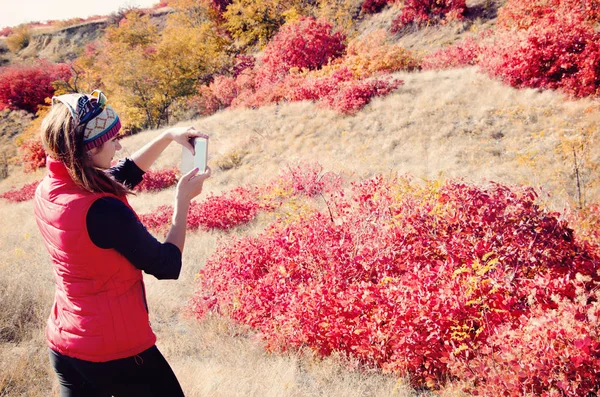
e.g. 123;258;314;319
0;67;598;396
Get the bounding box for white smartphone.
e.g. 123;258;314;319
181;136;208;174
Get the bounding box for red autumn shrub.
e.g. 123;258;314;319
189;85;221;116
191;175;600;391
361;0;391;14
0;60;72;113
140;186;263;233
0;180;40;202
279;162;343;197
498;0;600;30
479;15;600;98
232;54;255;77
449;289;600;396
391;0;467;32
325;77;403;114
257;17;346;86
135;167;178;192
209;0;233;14
421;36;481;70
19;138;46;173
210;76;238;108
0;27;13;37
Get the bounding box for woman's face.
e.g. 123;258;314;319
89;137;121;169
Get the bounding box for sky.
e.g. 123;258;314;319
0;0;159;29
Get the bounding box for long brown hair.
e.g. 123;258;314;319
41;102;130;196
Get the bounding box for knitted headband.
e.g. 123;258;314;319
52;90;121;152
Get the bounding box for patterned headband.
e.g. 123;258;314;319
52;90;121;151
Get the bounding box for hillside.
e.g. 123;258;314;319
1;0;599;395
1;66;599;396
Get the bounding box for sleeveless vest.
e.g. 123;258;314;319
34;157;156;362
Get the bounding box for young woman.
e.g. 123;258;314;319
34;90;210;396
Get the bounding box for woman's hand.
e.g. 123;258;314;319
166;126;208;155
176;166;212;203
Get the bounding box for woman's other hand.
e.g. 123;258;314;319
176;166;211;203
166;126;208;155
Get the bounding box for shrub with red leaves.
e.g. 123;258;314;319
140;186;264;233
391;0;467;32
257;17;346;86
0;180;40;203
208;0;232;13
479;14;600;98
232;54;255;77
324;77;403;114
279;162;343;197
421;36;481;70
0;60;72;113
0;27;13;37
191;174;600;392
19;138;46;173
135;167;178;192
361;0;391;14
498;0;600;29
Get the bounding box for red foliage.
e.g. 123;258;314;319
324;77;403;114
211;76;238;108
421;36;481;70
479;15;600;98
0;60;72;113
191;174;600;391
0;27;13;37
208;0;232;13
257;17;346;86
19;138;47;173
361;0;391;14
391;0;467;31
498;0;600;29
232;66;403;114
139;186;265;233
0;180;40;203
232;54;255;77
279;163;343;197
135;167;178;192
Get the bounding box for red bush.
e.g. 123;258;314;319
279;162;343;197
0;180;40;203
191;175;600;391
257;17;346;86
0;60;72;113
421;36;481;70
361;0;391;14
324;77;403;114
479;15;600;98
391;0;467;32
232;54;255;77
209;0;232;13
0;27;13;37
135;167;178;192
140;186;264;233
19;138;47;173
498;0;600;29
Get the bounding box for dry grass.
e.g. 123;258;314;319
0;66;598;396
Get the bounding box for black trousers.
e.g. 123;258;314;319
49;345;185;397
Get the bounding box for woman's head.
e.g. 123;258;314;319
41;91;128;196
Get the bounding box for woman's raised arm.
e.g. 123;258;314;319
131;126;204;172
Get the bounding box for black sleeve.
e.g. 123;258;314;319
108;158;145;189
86;197;182;280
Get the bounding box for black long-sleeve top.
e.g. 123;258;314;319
85;158;182;280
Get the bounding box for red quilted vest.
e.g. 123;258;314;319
34;157;156;362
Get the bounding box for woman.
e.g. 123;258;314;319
33;90;210;396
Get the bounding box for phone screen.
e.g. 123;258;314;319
181;136;208;174
194;137;208;172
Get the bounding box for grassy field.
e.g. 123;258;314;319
0;66;598;396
